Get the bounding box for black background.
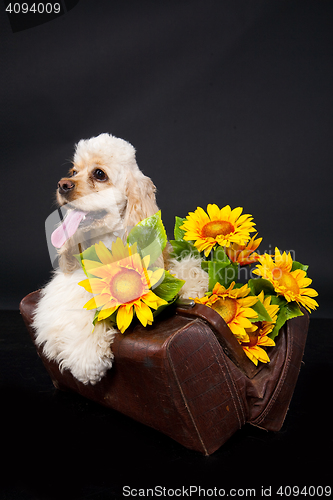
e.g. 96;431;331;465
1;312;332;500
1;0;332;315
1;2;332;499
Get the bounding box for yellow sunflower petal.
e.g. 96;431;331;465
78;278;95;293
234;315;257;329
230;283;250;298
300;287;318;298
230;206;243;223
226;235;262;265
195;206;211;224
240;306;259;319
83;293;112;310
255;345;271;363
228;322;249;341
128;251;144;271
246;323;258;334
242;347;259;365
206;203;221;221
297;295;319;312
97;304;119;321
134;301;154;327
274;248;292;272
84;263;118;281
243;345;271;364
128;241;138;255
142;290;167;309
111;238;130;262
257;335;275;347
219;205;231;220
116;304;134;333
236;293;256;307
83;296;101;310
149;267;165;288
78;278;109;294
237;213;254;228
142;255;151;270
82;259;105;274
95;241;114;265
212;282;228;296
291;269;312;288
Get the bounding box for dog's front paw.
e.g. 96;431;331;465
71;352;114;385
59;323;116;385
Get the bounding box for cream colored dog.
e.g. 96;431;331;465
33;133;207;384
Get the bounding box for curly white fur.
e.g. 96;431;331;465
33;269;116;384
168;255;209;300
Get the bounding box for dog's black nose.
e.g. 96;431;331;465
58;178;75;195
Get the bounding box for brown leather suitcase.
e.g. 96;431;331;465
20;290;309;455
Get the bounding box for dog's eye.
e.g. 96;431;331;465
93;169;108;181
71;170;77;177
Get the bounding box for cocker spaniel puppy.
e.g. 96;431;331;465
33;133;207;384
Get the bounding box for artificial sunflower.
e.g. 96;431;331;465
225;234;262;265
253;248;318;312
180;204;256;257
241;292;278;365
194;281;258;342
78;239;167;333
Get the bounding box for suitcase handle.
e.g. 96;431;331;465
176;300;258;378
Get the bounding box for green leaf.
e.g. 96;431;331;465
208;261;238;291
206;245;237;290
174;216;187;241
153;271;185;302
153;294;179;318
211;245;230;264
92;309;100;326
270;295;288;308
201;260;209;273
248;278;275;297
250;300;273;323
169;239;200;261
127;211;167;265
78;244;100;263
92;305;116;326
208;261;229;290
291;261;309;273
74;244;100;278
268;300;303;340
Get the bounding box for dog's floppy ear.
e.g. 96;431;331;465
123;170;159;228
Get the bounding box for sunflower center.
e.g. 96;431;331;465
212;297;238;324
202;220;234;239
110;268;145;304
272;268;299;295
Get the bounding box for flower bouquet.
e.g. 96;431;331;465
169;203;318;365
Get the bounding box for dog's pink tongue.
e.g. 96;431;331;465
51;210;87;248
